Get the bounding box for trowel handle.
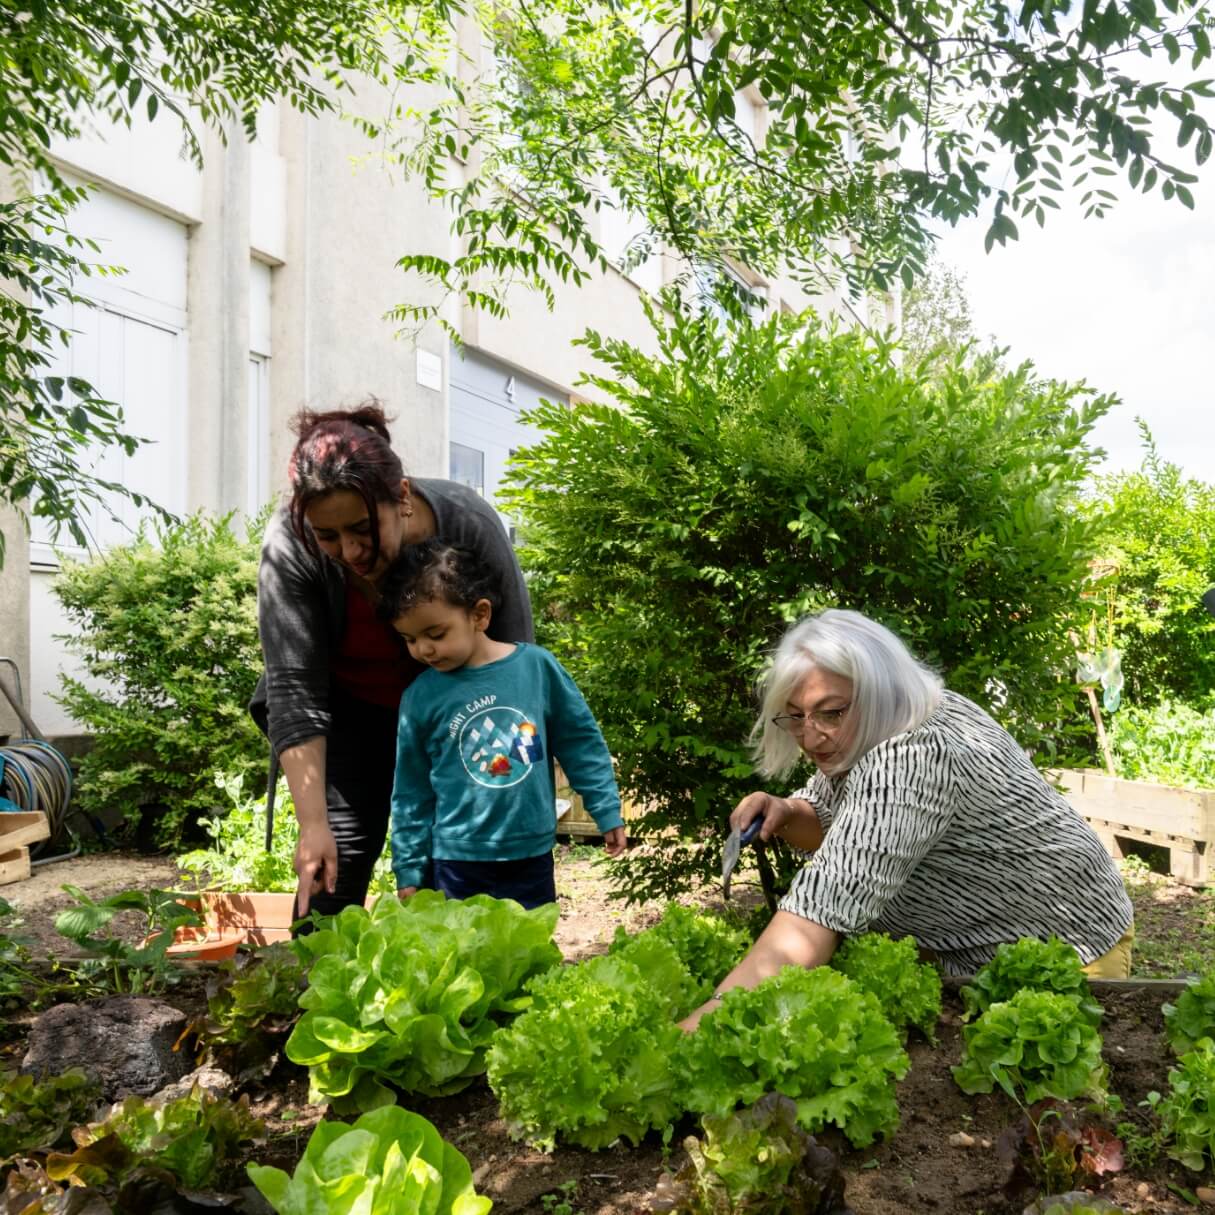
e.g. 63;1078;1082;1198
740;816;764;846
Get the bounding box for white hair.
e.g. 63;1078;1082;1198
751;609;944;779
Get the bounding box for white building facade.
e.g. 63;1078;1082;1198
0;54;869;740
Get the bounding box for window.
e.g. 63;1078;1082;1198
450;442;486;496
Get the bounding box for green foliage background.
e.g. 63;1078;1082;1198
502;306;1112;901
1087;428;1215;706
52;511;266;847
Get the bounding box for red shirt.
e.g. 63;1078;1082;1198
330;583;424;708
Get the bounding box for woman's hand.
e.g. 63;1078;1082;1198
731;791;792;842
602;826;627;857
397;886;418;900
731;792;824;853
294;822;338;916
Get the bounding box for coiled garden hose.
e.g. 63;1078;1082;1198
0;738;74;845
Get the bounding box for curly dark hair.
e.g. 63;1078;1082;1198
376;539;503;623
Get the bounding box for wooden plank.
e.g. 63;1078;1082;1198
0;846;31;886
0;812;50;850
1054;768;1210;842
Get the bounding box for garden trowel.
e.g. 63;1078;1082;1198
721;815;764;900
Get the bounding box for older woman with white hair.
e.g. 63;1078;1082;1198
680;608;1134;1030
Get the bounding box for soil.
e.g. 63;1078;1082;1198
0;848;1209;1214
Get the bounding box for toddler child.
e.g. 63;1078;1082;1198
377;539;626;908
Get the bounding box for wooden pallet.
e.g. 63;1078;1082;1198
0;847;31;886
0;811;49;851
1054;768;1215;885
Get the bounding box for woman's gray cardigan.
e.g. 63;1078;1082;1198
250;478;534;756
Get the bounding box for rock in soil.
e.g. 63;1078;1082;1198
23;996;191;1101
152;1065;234;1104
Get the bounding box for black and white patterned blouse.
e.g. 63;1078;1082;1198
779;690;1133;975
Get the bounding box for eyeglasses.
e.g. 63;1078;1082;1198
771;704;852;735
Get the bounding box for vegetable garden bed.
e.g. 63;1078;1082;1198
1;913;1209;1215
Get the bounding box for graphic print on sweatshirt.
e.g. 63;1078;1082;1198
457;707;545;787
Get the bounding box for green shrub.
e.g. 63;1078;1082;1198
53;511;267;848
1107;700;1215;790
1087;430;1215;707
831;932;942;1041
961;936;1103;1026
502;308;1112;901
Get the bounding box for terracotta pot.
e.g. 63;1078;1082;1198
202;891;297;946
149;924;244;961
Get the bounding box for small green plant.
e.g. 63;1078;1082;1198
1156;1038;1215;1171
1163;973;1215;1055
540;1179;582;1215
0;1069;100;1157
189;942;308;1083
996;1100;1123;1200
53;510;269;847
961;937;1103;1026
676;967;909;1148
178;770;396;895
248;1105;491;1214
831;932;942;1042
47;1087;264;1190
1022;1196;1127;1214
651;1093;853;1214
53;885;201;995
952;990;1108;1105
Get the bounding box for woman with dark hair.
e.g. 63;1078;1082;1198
250;403;533;920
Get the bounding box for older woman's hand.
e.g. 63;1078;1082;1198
730;791;792;842
731;792;825;853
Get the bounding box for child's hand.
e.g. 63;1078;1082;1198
602;826;627;857
397;886;418;900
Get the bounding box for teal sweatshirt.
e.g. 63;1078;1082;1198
389;643;624;889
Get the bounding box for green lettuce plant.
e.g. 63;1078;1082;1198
961;937;1103;1026
1022;1197;1126;1215
650;1093;853;1214
47;1087;263;1190
1163;973;1215;1056
487;938;690;1150
952;991;1108;1105
0;1069;99;1158
286;891;561;1111
608;903;749;1005
1157;1038;1215;1171
675;966;909;1148
247;1105;491;1215
830;932;942;1042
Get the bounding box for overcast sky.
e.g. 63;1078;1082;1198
932;166;1214;486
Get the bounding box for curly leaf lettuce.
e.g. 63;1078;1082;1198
961;936;1103;1026
1163;973;1215;1057
286;891;560;1109
487;945;687;1150
1158;1038;1215;1171
609;903;748;1010
676;967;909;1147
952;990;1107;1105
248;1104;491;1215
831;932;942;1042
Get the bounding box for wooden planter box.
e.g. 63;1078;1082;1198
1054;768;1215;885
